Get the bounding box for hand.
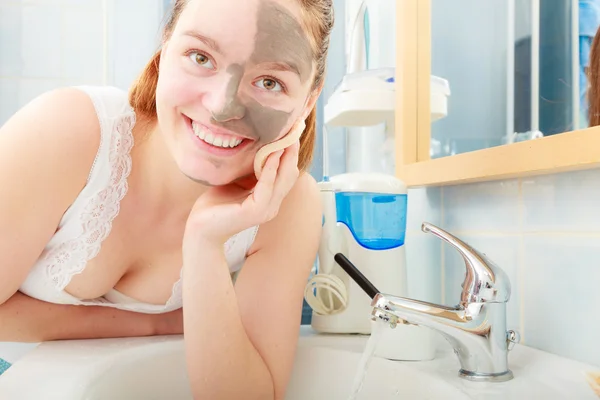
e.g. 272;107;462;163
184;141;301;247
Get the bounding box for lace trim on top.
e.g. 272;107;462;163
165;268;183;310
37;91;256;311
45;106;136;291
162;225;259;310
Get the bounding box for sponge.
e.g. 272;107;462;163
585;371;600;397
254;120;306;179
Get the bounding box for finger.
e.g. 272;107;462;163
268;142;301;213
288;139;301;156
249;149;283;211
278;141;300;183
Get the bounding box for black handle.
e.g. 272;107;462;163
333;253;380;299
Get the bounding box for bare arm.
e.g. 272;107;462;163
182;173;322;400
0;88;182;342
0;88;99;306
0;292;182;342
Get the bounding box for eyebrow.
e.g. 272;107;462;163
182;30;222;54
258;61;301;78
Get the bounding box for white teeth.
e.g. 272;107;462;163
195;126;206;140
191;121;243;148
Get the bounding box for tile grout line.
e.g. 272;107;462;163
59;5;65;81
102;0;109;86
0;76;64;81
406;229;600;238
517;177;526;344
3;1;98;8
440;187;445;304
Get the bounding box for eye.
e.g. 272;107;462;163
188;51;215;70
255;77;283;92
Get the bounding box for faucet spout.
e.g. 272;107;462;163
371;295;468;327
367;223;519;382
421;222;511;306
371;293;515;382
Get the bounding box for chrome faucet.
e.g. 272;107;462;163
371;222;520;382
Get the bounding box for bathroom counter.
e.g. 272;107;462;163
295;327;599;399
0;326;598;399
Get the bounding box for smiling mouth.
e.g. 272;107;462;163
190;120;248;149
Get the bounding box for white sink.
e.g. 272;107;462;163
0;327;598;399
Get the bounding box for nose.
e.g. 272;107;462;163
208;69;246;122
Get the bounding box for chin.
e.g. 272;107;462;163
161;114;256;186
176;157;251;186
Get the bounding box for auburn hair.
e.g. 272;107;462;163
128;0;334;172
589;28;600;126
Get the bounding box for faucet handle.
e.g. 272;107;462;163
421;222;511;306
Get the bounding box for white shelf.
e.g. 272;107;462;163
324;89;395;127
324;74;450;128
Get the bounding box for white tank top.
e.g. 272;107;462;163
18;85;259;314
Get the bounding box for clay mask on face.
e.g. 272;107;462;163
209;0;313;146
254;119;306;179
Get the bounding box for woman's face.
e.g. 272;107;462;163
155;0;316;186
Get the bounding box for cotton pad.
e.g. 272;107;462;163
254;120;306;179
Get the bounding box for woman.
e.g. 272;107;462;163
0;0;334;398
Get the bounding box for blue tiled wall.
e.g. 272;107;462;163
406;168;600;367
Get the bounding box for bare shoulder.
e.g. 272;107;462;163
251;172;322;252
284;171;321;213
3;86;101;146
0;87;104;304
0;87;101;196
273;171;322;229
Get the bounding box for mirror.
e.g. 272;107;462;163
429;0;596;159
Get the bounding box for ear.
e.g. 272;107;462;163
300;83;325;120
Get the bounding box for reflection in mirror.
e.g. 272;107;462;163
429;0;598;159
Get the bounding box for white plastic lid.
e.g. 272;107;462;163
333;67;395;93
430;75;451;96
327;172;407;194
